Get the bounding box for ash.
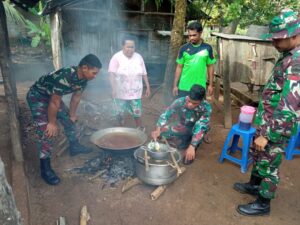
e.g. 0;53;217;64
70;152;136;185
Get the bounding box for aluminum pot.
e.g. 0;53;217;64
134;147;181;186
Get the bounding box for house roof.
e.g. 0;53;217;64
42;0;82;15
211;32;271;42
41;0;211;21
9;0;80;14
11;0;40;11
10;0;211;21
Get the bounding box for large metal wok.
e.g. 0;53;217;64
90;127;147;152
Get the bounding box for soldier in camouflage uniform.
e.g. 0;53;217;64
27;54;102;185
151;85;211;164
234;9;300;216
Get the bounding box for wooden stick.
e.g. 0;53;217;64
170;152;182;174
55;142;69;157
80;205;90;225
150;185;167;200
162;136;182;174
57;136;68;148
121;177;141;193
56;216;66;225
88;170;106;181
144;149;149;171
177;167;186;176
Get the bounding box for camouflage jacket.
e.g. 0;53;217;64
254;45;300;144
157;97;212;146
30;66;88;97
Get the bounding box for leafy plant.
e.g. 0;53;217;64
25;1;51;48
203;0;300;29
25;18;51;47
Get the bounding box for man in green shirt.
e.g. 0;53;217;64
173;21;216;98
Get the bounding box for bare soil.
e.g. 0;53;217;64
1;58;300;225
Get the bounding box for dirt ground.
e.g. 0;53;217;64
1;60;300;225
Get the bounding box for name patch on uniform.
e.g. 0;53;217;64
288;75;300;81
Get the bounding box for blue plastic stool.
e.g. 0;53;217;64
285;126;300;160
219;123;256;173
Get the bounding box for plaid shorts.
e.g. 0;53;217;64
114;98;142;118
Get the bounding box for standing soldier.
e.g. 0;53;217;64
27;54;102;185
234;9;300;216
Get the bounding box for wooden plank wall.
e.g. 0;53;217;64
215;38;278;86
60;8;171;68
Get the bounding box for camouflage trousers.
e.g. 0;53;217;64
160;122;193;147
250;143;283;199
26;89;77;159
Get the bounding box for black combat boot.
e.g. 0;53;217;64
237;195;271;216
40;158;60;185
233;175;261;196
69;140;93;156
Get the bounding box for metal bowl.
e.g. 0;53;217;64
143;144;176;160
90;127;147;151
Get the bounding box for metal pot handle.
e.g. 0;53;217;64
140;146;148;151
136;156;145;164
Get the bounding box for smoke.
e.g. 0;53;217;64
59;0;126;101
59;0;170;92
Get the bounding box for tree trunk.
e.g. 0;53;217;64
0;158;22;225
163;0;187;104
0;1;23;162
220;19;240;34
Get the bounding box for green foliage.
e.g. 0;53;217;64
25;19;51;47
235;26;247;35
202;0;300;29
223;0;300;28
24;1;51;48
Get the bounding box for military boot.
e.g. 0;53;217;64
69;140;93;156
237;195;270;216
40;158;60;185
233;175;261;196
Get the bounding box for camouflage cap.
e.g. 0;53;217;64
263;9;300;39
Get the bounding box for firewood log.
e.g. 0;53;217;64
80;205;90;225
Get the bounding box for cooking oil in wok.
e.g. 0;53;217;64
95;132;141;149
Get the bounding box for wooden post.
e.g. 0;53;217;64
0;1;23;161
222;39;232;128
213;76;220;102
0;159;22;225
163;0;187;104
50;10;62;70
